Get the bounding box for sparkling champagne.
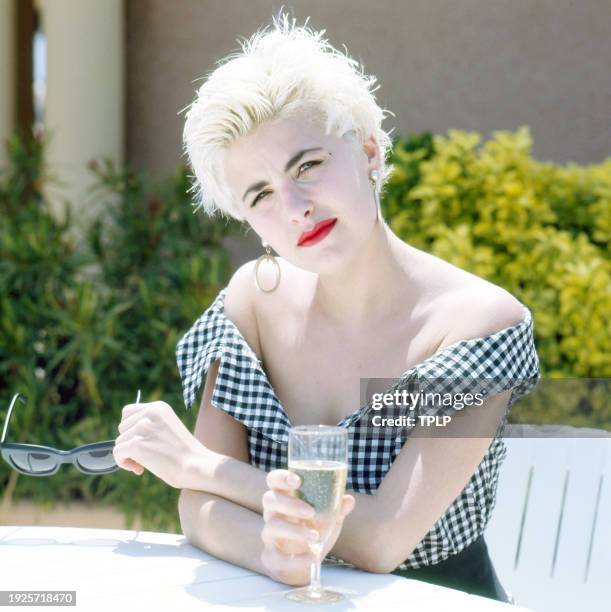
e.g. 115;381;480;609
289;459;347;514
289;459;348;555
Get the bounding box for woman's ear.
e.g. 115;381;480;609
362;135;380;170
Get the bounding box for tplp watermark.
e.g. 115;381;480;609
355;377;610;438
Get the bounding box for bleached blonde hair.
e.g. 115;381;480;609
182;12;394;221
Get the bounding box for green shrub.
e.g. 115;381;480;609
0;132;237;531
382;126;610;427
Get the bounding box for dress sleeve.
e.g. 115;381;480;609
175;289;234;411
175;288;291;445
414;305;541;424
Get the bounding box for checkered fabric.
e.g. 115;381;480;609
176;288;540;570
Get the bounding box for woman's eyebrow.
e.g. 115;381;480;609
241;147;325;201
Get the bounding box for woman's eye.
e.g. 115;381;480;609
298;160;322;175
250;160;322;208
251;191;271;207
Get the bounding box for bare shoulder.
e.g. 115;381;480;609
408;247;525;338
223;260;262;359
439;282;526;349
224;257;313;351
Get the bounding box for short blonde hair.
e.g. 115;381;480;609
182;12;394;221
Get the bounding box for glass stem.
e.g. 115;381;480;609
309;558;323;596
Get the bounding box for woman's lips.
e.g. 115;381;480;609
297;218;338;247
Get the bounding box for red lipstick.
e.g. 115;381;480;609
297;218;338;247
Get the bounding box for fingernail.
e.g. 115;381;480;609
300;506;314;517
287;473;300;486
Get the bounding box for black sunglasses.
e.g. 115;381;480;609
0;391;141;476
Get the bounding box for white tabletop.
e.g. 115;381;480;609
1;526;531;611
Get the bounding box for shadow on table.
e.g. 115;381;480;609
1;530;414;609
181;559;420;610
1;531;202;560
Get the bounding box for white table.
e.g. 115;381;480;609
1;526;531;611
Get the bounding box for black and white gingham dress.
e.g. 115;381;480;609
176;288;540;570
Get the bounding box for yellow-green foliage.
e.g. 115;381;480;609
383;127;611;386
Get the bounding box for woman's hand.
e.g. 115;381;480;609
113;399;205;490
260;469;355;586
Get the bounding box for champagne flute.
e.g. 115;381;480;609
285;425;348;604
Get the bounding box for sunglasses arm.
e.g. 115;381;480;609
2;390;140;446
1;394;27;444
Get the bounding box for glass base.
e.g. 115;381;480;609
285;586;344;604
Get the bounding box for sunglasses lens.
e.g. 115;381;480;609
77;448;117;473
10;450;57;474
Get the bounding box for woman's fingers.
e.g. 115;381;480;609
260;469;356;582
262;489;315;523
341;494;355;517
275;538;310;556
122;458;144;475
113;436;145;472
117;409;149;436
265;470;354;517
266;468;301;492
263;470;314;523
261;515;319;553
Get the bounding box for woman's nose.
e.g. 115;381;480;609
280;186;314;224
289;202;314;225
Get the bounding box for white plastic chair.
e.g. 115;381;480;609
485;426;611;612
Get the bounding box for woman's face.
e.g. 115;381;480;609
222;111;380;275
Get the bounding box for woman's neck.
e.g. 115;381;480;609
311;224;417;331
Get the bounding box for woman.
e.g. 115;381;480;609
113;14;540;602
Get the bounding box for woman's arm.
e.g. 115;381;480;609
178;353;356;584
179;488;267;573
178;362;351;585
333;293;525;570
179;477;356;586
179;488;318;586
177;355;340;585
333;389;513;572
180;388;511;572
177;356;267;515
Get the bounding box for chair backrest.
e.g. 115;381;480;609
485;426;611;612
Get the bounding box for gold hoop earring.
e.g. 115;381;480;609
254;241;281;293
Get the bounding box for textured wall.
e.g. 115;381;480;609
125;0;611;264
0;0;16;167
